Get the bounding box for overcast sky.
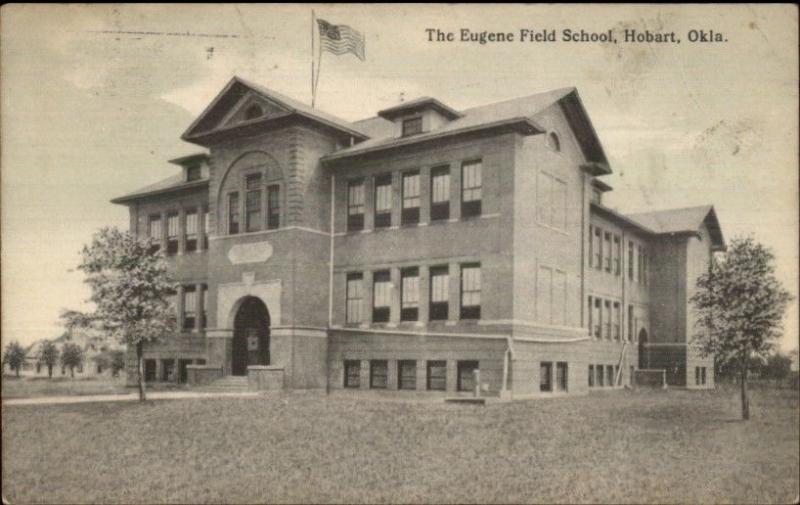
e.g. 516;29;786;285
2;4;797;351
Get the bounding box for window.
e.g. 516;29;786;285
166;212;179;255
695;366;700;386
344;360;360;388
588;225;594;266
592;189;602;204
267;185;280;230
604;232;612;272
556;362;568;392
587;296;593;333
245;174;262;233
427;361;447;391
400;267;419;321
429;265;449;321
183;286;196;330
145;359;157;382
537;172;552;226
613;302;621;340
641;248;648;286
398;360;417;390
162;359;175;382
346;273;364;324
537;172;566;230
460;263;481;319
187;164;201;182
430;166;450;221
401;171;420;225
614;235;621;275
347;180;365;232
374;174;392;229
606;365;614;387
628;305;634;341
372;271;391;323
701;367;707;385
461;160;482;218
185;211;198;253
597;364;604;387
402;116;423;136
202;206;210;250
457;361;479;392
589;365;595;387
540;362;553;392
637;246;644;284
593;298;602;338
245;104;264;120
200;284;207;329
370;360;388;389
594;227;602;269
148;215;162;253
537;266;552;324
228;192;240;235
604;300;612;339
547;132;561;151
628;241;635;280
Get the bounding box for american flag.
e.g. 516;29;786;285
317;19;365;61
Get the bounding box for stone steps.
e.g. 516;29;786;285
196;376;250;393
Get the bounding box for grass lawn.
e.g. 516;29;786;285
1;375;184;399
2;386;798;504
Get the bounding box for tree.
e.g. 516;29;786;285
690;236;793;420
110;350;126;377
763;352;792;386
64;227;176;401
2;341;27;377
61;343;84;378
39;340;60;378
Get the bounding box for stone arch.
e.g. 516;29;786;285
230;295;271;376
216;151;284;234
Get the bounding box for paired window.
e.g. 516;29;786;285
372;271;391;323
461;160;482;218
429;266;449;321
374;174;392;229
398;360;417;390
402;117;423;137
185;211;198;253
347;179;366;232
344;360;361;388
430;166;450;221
166;213;179;255
426;361;447;391
345;273;364;324
457;361;479;392
401;171;421;226
370;360;388;389
400;267;419;321
460;263;481;319
695;366;708;386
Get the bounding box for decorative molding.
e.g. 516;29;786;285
329;325;508;341
210;226;331;241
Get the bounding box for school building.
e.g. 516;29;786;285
111;76;723;397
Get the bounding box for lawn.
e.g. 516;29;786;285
1;375;183;399
2;386;798;504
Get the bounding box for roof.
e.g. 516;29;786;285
111;173;209;204
592;179;613;192
377;96;463;120
182;76;368;145
323;87;610;171
628;205;726;250
168;153;209;166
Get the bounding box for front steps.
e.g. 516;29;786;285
196;375;250;393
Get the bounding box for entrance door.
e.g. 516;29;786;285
232;297;270;376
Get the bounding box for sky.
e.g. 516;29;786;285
1;4;797;351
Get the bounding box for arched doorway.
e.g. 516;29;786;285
232;297;270;376
638;328;649;369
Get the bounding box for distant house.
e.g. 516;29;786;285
6;329;122;378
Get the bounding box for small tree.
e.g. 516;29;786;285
39;340;60;378
2;341;27;377
110;350;126;377
763;352;792;387
65;227;176;401
61;343;83;378
690;236;793;420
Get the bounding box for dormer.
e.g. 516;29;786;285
377;97;463;138
169;153;210;182
591;178;612;205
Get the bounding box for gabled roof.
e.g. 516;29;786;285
181;76;368;145
111;173;209;205
168;152;209;166
377;96;463;120
628;205;726;251
323;87;610;171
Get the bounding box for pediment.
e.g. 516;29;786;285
218;93;288;129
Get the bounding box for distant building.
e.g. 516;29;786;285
110;76;723;396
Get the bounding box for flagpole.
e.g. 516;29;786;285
314;26;323;106
311;10;316;108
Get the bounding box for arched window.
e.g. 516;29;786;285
244;104;264;121
547;132;561;152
